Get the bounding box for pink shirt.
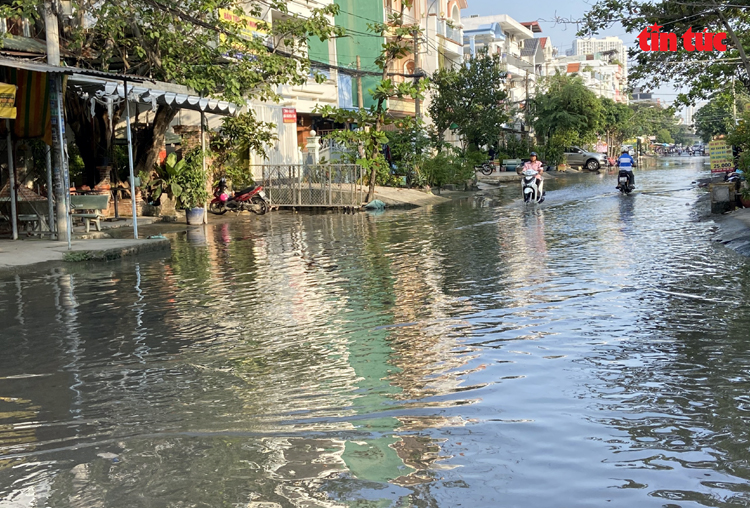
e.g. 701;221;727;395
522;160;544;177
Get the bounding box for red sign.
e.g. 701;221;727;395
282;108;297;123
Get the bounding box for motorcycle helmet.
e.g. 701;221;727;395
530;152;538;157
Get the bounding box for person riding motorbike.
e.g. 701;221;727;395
616;149;635;190
522;152;544;191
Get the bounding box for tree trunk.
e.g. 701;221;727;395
134;104;178;177
65;94;122;187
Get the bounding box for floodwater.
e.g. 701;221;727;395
2;157;750;508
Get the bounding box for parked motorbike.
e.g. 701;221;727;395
209;180;269;215
521;169;544;203
474;161;495;176
617;170;634;195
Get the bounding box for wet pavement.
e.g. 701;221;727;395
2;157;750;507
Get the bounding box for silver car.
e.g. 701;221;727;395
564;146;608;171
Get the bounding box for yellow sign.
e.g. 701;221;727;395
709;139;733;173
0;83;17;119
219;9;269;42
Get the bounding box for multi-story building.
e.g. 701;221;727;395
462;14;556;134
572;36;627;74
551;53;627;103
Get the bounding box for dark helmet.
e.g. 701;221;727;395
530;152;538;157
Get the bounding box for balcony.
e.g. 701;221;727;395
437;19;463;44
385;6;417;26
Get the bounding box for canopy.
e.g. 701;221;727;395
68;75;242;116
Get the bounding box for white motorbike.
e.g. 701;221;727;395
521;169;545;204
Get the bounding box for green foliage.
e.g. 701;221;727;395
599;98;634;156
385;123;431;187
421;149;476;188
428;50;509;150
729;111;750;154
694;92;750;143
138;149;208;209
656;128;674;144
172;149;210;209
315;0;423;200
50;1;342;104
580;0;750;106
531;73;602;147
211;111;275;189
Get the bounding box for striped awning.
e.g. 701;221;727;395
69;75;241;116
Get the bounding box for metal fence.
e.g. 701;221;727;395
257;164;364;207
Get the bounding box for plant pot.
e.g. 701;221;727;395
185;207;205;225
741;197;750;208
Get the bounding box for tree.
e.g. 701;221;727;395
316;1;425;202
628;103;680;140
531;73;602;148
580;1;750;107
428;50;509;151
656;128;674;144
2;1;340;183
599;98;634;156
694;92;750;142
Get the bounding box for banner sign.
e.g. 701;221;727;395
709;139;733;173
282;108;297;123
219;9;269;42
0;82;17;119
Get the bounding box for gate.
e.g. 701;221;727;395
257;165;364;208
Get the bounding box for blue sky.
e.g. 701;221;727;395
462;0;687;109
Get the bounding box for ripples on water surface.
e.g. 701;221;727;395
2;159;750;507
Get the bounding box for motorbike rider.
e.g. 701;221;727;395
616;149;635;189
523;151;544;185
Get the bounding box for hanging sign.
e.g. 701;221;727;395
282;108;297;123
709;139;733;173
0;83;17;119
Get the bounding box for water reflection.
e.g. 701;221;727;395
2;159;750;506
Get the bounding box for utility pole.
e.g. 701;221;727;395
413;28;421;119
356;56;364;109
45;0;70;244
732;76;738;126
524;70;530;140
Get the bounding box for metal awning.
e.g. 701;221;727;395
68;75;242;116
0;55;146;82
0;55;242;116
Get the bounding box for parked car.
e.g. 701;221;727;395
564;147;608;171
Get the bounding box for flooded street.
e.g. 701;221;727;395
3;157;750;507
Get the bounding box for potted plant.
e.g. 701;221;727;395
740;185;750;208
172;149;209;224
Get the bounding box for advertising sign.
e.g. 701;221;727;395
709;139;733;173
219;9;269;42
282;108;297;123
0;83;17;119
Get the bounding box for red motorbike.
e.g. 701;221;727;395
209;178;269;215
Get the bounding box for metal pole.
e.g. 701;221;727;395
201;111;207;224
356;56;364;110
53;75;71;250
413;29;421;119
124;79;138;239
732;76;738;126
45;145;55;237
6;121;18;240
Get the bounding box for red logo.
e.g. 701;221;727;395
637;24;728;52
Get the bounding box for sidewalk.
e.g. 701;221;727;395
713;208;750;258
0;236;171;274
372;186;451;207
